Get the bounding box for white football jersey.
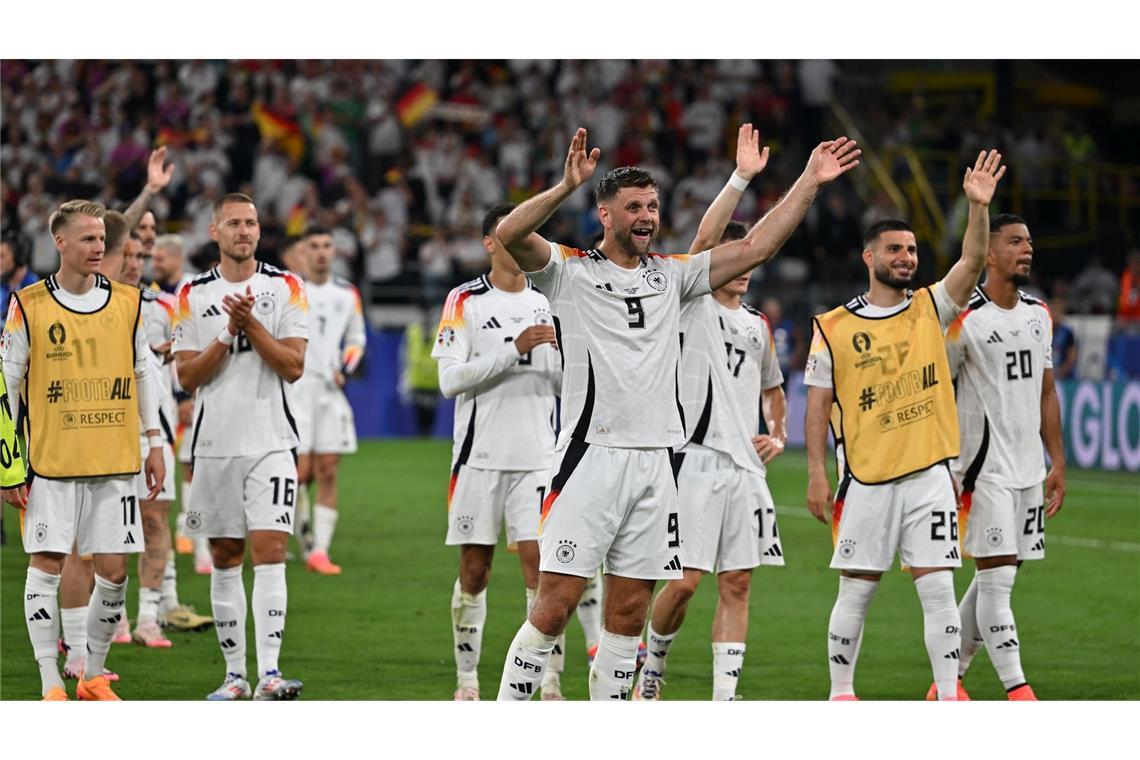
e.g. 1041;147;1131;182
946;287;1053;489
300;276;367;389
432;275;559;472
529;242;711;450
139;287;179;446
677;297;782;474
172;262;309;457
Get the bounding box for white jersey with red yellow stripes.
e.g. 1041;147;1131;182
172;262;308;458
299;276;366;389
529;242;712;450
946;286;1053;490
431;275;559;474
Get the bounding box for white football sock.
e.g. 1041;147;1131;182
86;574;127;677
61;606;87;662
525;587;564;682
312;505;338;555
957;574;984;678
827;576;877;699
138;586;162;625
160;553;180;615
25;568;64;695
453;579;487;688
712;642;746;700
497;620;558;700
589;629;639;700
576;570;603;651
252;563;287;678
194;538;211;567
915;571;962;700
976;565;1026;690
642;624;677;677
211;565;247;677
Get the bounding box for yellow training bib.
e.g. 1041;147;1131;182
815;287;959;484
16;279;142;478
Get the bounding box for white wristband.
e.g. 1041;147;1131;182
217;328;236;346
728;171;750;192
147;434;164;449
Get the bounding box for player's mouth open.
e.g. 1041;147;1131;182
632;227;653;240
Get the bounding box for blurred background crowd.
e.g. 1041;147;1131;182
3;59;1139;386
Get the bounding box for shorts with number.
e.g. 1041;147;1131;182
23;475;142;556
675;446;784;573
184;451;298;539
830;464;960;572
135;440;176;502
446;467;544;546
959;480;1045;561
293;380;358;455
538;441;682;581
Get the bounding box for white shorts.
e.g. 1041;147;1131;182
831;465;960;573
185;451;299;539
538;441;682;581
959;479;1045;561
23;475;143;556
293;380;357;455
446;467;544;546
135;440;176;502
675;446;784;573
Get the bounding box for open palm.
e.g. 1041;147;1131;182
806;137;861;185
563;128;601;190
963;149;1006;205
736;123;770;180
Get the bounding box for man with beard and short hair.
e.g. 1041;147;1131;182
804;150;1007;701
932;213;1066;701
151;234;195;296
494;127;859;700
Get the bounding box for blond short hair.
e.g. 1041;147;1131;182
154;234;185;255
49;200;106;236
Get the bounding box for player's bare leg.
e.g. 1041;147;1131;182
710;569;751;700
911;566;963;701
307;453;341;574
590;574;654;700
498;571;586;700
637;568;703;699
295;453;315;560
827;570;880;700
453;544;493;699
26;551;67;698
134;499;173;647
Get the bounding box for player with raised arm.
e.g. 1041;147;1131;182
173;193;309;701
495;127;859;700
433;202;566;700
636;125;788;700
929;213;1065;701
292;228;366;574
803;150;1006;701
3;200;165;700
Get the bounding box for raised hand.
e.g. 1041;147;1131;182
562;128;601;191
804;137;861;186
735;123;770;181
962;149;1006;206
146;146;176;193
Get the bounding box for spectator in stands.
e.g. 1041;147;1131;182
760;296;805;382
1071;254;1119;314
1050;296;1078;380
1116;249;1140;321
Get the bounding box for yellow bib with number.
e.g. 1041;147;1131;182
814;287;959;484
17;279;142;478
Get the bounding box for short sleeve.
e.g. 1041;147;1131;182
803;323;833;389
525;241;566;302
678;251;712;302
760;319;785;390
278;273;309;340
172;284;200;353
931;281;964;333
1042;305;1054;369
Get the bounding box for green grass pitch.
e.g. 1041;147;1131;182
2;440;1137;700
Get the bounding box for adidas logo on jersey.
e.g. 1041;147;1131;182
481;317;502;329
595;282;615;292
663;555;682;571
985;331;1003;344
201;304;222;318
275;513;292;526
944;546;960;560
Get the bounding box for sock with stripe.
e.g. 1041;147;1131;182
642;624;677;678
25;568;65;696
956;574;984;677
85;574;127;678
210;565;247;677
497;620;558;700
976;565;1026;690
576;569;603;652
252;563;287;678
827;576;877;699
453;579;487;689
915;571;962;700
588;629;640;700
712;642;746;700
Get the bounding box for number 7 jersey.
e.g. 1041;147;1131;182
945;287;1053;488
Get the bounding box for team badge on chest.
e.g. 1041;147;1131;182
644;270;668;292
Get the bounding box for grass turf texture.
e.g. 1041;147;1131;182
2;440;1137;700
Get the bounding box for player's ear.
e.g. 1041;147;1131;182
597;204;611;230
861;247;873;269
482;234;495;256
